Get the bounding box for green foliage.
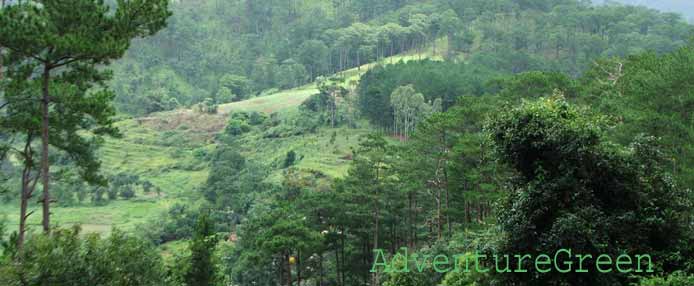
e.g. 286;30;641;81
491;71;579;99
284;150;297;168
119;185;136;200
0;227;165;285
638;272;694;286
137;204;200;245
442;270;488;286
357;60;498;128
202;146;268;218
584;45;694;187
0;218;7;256
486;96;691;285
383;270;429;286
218;74;251;102
230;195;323;286
195;98;218;114
111;0;693;115
183;212;219;286
225;119;251;136
248;112;267;126
440;253;490;286
390;84;436;138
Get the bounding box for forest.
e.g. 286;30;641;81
0;0;693;285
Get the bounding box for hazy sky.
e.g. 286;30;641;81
594;0;694;22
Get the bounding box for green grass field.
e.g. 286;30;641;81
218;86;318;114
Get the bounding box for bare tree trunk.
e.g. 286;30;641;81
41;66;51;234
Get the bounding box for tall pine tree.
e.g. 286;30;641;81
0;0;171;233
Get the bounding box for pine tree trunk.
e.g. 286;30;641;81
372;203;380;286
340;228;346;286
297;250;302;286
443;149;451;237
41;66;51;234
437;189;442;239
18;135;35;252
318;253;323;286
357;50;361;71
335;248;341;286
286;253;292;286
408;191;414;248
279;256;284;286
445;186;451;237
413;193;418;246
432;36;437;56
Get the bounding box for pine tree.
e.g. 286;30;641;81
0;0;171;234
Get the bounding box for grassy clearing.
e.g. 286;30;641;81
218;86;318;115
0;199;175;237
234;125;373;182
1;117;207;235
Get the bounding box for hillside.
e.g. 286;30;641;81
2;1;694;285
594;0;694;21
0;48;435;235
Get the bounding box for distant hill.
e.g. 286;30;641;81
594;0;694;22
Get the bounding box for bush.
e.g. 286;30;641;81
0;227;165;285
225;119;251;136
119;185;136;200
382;254;431;286
192;148;208;160
283;150;297;168
248;111;267;125
487;97;691;285
639;272;694;286
107;186;118;200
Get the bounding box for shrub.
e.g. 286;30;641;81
284;150;297;168
225;119;251;136
248;111;267;125
0;227;165;285
119;185;136;200
639;272;694;286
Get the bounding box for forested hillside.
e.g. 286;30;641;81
1;0;694;286
112;0;692;115
594;0;694;21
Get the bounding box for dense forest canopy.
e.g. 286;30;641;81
594;0;694;21
112;0;692;115
1;0;693;286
